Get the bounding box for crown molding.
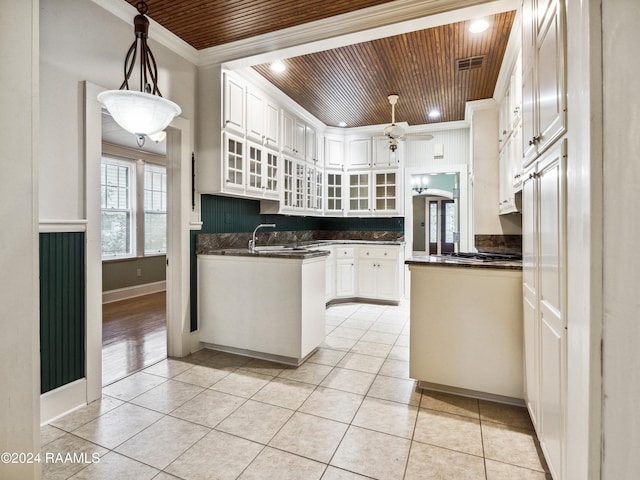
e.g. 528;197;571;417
209;0;520;68
91;0;199;65
93;0;518;69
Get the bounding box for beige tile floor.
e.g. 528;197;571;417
42;301;551;480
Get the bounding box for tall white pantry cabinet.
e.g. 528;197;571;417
520;0;567;478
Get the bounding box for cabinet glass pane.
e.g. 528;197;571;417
350;200;358;209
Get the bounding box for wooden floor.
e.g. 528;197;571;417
102;291;167;386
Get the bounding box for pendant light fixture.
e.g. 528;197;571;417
98;0;181;142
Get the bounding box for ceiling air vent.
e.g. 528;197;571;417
456;55;485;71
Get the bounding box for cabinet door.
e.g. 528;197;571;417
511;122;524;191
223;73;244;133
347;137;371;168
294;119;306;158
282;157;294;209
264;100;279;147
246;142;263;193
282;110;296;155
294;161;305;208
246;88;264;142
373;171;398;214
325;136;344;169
373;137;395;167
336;260;355;297
522;169;539;426
376;260;399;300
222;132;244;191
348;172;370;213
325;171;344;214
521;62;537;167
357;261;377;298
263;150;279;198
305;125;317;162
536;1;566;155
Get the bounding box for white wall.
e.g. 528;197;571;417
564;0;603;478
601;0;640;478
39;0;197;221
404;127;469;169
0;1;41;479
468;101;522;236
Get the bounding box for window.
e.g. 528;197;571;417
101;156;166;259
101;159;134;258
144;163;167;255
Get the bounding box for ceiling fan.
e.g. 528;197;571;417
383;94;434;151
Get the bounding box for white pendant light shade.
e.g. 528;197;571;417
98;90;181;136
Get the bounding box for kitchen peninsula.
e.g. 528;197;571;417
196;230;405;365
197;246;328;365
406;254;523;403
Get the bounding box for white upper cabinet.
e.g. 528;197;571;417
223;73;244;133
373;170;400;215
264;99;279;147
522;0;566;167
246;86;280;149
346;136;371;169
325;135;344;169
305;125;318;163
246;87;264;142
282;110;308;160
372;136;400;168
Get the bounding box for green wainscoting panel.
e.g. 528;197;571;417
40;232;85;394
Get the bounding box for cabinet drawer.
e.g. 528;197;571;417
359;247;397;259
336;247;355;258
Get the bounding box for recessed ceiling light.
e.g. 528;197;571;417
469;18;490;33
428;110;441;119
270;60;286;72
338;121;347;127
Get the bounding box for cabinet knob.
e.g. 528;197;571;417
528;136;540;146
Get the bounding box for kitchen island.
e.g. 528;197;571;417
406;255;523;403
198;247;329;365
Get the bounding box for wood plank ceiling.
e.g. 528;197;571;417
126;1;515;127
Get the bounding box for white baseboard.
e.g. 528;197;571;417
102;280;166;304
41;378;87;425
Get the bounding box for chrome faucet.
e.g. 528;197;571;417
249;223;276;252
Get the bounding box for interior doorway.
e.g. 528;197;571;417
409;172;460;256
100;112;168;386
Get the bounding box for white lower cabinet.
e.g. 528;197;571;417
316;246;336;302
322;244;404;303
335;248;356;297
357;246;401;301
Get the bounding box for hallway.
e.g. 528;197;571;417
102;292;167;386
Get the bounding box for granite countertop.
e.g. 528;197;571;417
299;239;405;246
199;247;330;260
405;255;522;271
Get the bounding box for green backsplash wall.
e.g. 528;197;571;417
190;195;404;331
199;195;404;233
40;232;85;394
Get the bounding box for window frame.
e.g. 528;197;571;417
101;148;167;261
